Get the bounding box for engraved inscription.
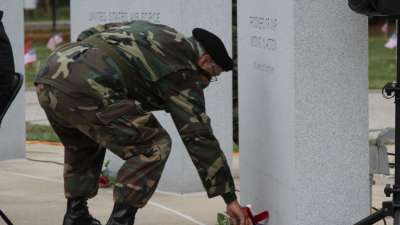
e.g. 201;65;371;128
88;12;161;23
109;12;129;22
250;36;277;51
249;17;278;52
254;62;274;75
249;16;278;74
250;17;277;30
88;12;107;21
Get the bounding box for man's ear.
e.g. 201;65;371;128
198;55;211;67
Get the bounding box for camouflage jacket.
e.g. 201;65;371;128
35;21;236;203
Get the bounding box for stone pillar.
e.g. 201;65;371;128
238;0;369;224
70;0;232;194
0;0;26;162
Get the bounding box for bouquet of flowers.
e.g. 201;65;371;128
99;159;115;188
216;204;269;225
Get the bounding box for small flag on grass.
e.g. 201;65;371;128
385;33;397;49
47;35;56;51
47;33;63;51
54;33;63;45
24;48;37;65
24;39;33;66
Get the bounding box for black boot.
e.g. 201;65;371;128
106;203;138;225
63;197;102;225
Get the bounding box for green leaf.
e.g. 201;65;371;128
217;213;233;225
217;213;227;225
104;160;110;168
103;171;115;185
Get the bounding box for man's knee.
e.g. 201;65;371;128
152;129;172;161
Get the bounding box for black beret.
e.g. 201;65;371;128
192;28;233;72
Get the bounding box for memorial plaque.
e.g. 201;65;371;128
0;0;26;162
71;0;232;194
238;0;370;224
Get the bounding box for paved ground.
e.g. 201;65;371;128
25;87;49;125
0;143;240;225
369;89;396;140
11;89;398;224
0;145;393;225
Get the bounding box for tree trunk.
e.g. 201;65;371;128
45;0;50;15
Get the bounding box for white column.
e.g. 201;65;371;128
238;0;369;224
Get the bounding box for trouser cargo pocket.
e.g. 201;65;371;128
96;99;162;143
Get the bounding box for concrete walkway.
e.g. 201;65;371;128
0;143;240;225
25;87;49;125
0;145;393;225
369;89;396;140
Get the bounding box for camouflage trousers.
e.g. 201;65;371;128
36;83;172;208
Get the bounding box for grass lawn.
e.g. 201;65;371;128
26;124;60;142
369;36;397;89
233;142;239;153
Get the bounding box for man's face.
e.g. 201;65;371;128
203;63;223;78
197;55;223;78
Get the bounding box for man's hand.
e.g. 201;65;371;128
226;200;252;225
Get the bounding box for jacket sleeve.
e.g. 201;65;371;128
76;24;107;42
162;70;237;203
76;22;133;42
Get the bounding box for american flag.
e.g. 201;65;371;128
47;33;63;51
25;38;33;66
47;35;56;51
24;48;37;64
385;33;397;49
54;33;63;45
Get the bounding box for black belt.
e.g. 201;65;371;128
82;36;135;99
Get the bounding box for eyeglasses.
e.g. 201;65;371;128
210;65;218;82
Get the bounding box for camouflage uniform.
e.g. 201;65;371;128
232;0;239;145
35;20;236;208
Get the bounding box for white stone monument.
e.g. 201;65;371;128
71;0;232;194
238;0;369;224
0;0;26;162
